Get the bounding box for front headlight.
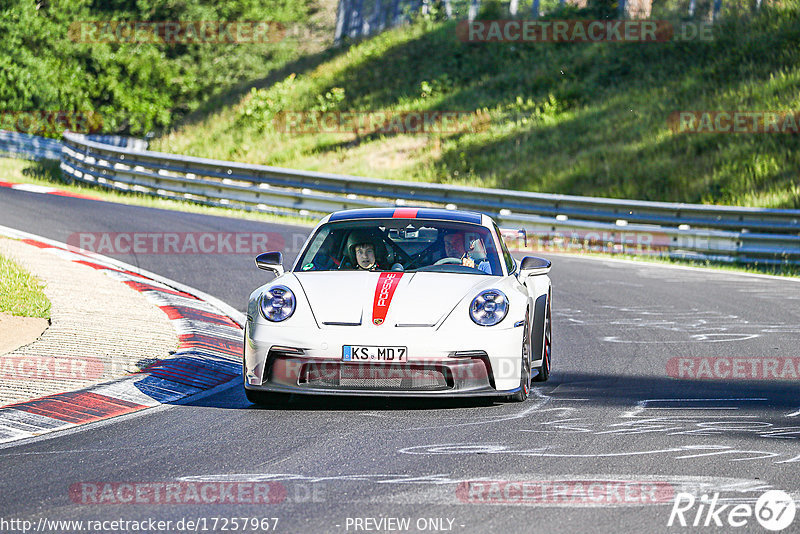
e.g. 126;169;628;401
469;289;509;326
260;285;296;322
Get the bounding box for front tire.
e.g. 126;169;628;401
507;309;532;402
532;292;551;382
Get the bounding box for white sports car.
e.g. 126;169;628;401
243;208;552;403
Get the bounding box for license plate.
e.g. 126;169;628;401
342;345;407;362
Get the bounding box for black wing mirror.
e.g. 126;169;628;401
519;256;551;278
255;251;284;276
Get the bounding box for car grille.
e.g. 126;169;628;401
301;363;450;391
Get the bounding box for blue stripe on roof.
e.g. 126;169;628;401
418;209;483;223
329;209;396;221
329;208;482;224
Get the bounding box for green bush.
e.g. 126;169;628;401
0;0;312;137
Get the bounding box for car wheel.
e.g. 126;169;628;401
507;309;532;402
532;292;551;382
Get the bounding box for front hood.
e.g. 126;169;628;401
294;271;492;327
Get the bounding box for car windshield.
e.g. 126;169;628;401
294;219;502;275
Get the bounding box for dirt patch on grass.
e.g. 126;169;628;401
360;136;431;173
0;312;48;356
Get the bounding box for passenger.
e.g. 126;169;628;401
341;230;389;271
354;242;378;270
443;232;492;274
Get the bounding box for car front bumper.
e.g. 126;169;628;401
243;320;525;397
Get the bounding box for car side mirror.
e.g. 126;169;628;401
519;256;551;278
255;251;284;277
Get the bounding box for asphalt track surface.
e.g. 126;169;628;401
1;188;799;533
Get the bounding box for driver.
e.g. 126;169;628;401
443;232;492;274
354;242;378;270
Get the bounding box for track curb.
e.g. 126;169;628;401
0;225;245;444
0;180;100;201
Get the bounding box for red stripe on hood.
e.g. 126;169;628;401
372;272;403;325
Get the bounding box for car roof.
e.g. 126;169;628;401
327;207;484;225
297;208;508;275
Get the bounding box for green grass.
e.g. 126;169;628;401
0;253;51;318
152;1;800;209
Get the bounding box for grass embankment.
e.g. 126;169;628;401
0;253;51;319
153;1;800;208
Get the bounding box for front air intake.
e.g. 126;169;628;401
300;363;451;391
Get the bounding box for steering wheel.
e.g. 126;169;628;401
434;257;463;266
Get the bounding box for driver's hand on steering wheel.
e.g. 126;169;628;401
461;255;476;268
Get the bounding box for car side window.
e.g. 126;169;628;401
493;223;515;274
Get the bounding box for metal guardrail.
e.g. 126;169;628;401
56;131;800;265
0;130;148;161
499;215;800;265
0;130;63;160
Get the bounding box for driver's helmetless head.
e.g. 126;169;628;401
354;242;376;269
444;233;466;257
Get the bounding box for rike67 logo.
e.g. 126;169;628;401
668;490;796;531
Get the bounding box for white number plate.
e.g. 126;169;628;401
342;345;408;362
